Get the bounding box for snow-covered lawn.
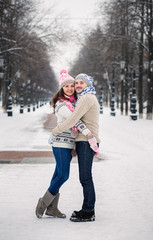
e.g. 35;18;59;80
0;104;153;240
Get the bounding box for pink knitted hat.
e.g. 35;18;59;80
59;69;75;88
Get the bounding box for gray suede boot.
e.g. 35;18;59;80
35;190;56;219
45;193;66;218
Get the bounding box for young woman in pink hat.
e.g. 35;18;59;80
35;69;95;219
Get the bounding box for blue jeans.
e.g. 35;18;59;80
48;147;72;195
76;141;96;212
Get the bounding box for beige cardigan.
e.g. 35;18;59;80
52;94;100;143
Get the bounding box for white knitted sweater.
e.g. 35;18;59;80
52;100;90;149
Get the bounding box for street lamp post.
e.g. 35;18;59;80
27;79;31;112
100;87;103;114
110;81;116;116
129;88;133;112
130;70;137;120
33;83;36;111
120;61;125;115
40;88;42;107
110;66;116;116
7;79;13;117
37;86;40;108
124;68;129;116
20;83;25;114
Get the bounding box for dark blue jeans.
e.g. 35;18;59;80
76;141;96;212
48;147;72;195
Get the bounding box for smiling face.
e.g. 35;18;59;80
75;79;87;94
62;83;75;96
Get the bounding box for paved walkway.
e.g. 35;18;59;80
0;151;54;164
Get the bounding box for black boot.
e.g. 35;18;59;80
71;210;82;217
70;210;95;222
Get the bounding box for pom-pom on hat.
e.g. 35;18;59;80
75;73;94;87
59;69;75;88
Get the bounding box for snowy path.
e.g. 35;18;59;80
0;106;153;240
0;105;51;151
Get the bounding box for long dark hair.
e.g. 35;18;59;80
51;88;77;110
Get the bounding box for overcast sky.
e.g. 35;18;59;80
37;0;99;18
35;0;106;78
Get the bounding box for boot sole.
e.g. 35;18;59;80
70;216;95;222
45;212;66;218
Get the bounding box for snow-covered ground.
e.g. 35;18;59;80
0;104;52;151
0;104;153;240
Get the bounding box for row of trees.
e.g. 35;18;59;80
0;0;61;110
70;0;153;119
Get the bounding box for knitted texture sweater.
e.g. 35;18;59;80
52;94;100;143
52;100;90;149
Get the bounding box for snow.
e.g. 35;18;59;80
0;105;51;151
0;104;153;240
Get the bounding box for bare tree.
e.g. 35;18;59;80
71;0;153;119
0;0;67;110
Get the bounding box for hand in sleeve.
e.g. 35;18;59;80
74;120;90;136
